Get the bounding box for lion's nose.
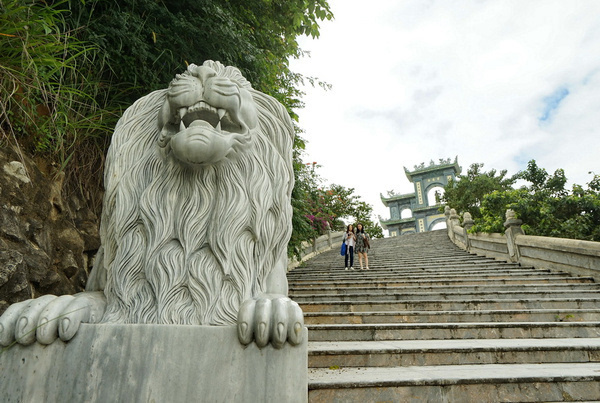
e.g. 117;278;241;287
195;65;217;84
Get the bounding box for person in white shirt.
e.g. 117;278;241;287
344;224;356;270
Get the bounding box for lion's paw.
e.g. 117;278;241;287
237;294;304;349
0;291;106;346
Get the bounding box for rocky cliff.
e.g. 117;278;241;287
0;147;100;314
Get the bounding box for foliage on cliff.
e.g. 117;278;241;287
0;0;121;212
442;160;600;242
1;0;333;158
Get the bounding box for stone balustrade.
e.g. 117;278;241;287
288;230;345;271
445;206;600;280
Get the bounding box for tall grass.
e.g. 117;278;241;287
0;0;122;212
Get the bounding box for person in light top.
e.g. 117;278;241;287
344;224;356;270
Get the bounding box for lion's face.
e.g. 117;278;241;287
157;63;258;166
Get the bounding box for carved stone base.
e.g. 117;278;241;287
0;323;308;402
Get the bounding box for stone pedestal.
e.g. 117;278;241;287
0;323;308;402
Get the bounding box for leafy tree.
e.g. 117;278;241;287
288;158;317;259
65;0;333;114
443;160;600;241
288;161;383;258
475;161;600;241
351;199;384;239
440;163;517;221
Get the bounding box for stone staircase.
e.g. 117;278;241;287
287;230;600;402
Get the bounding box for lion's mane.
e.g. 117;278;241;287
92;61;294;325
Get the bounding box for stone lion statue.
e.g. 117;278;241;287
0;61;303;349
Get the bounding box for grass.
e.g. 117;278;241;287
0;0;123;213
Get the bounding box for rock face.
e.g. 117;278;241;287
0;147;100;314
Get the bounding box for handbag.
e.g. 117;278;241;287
340;241;347;256
363;235;370;249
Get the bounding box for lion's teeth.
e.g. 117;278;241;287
180;121;186;131
190;101;218;114
218;109;226;119
179;107;187;118
216;121;221;130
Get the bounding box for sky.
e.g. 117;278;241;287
289;0;600;228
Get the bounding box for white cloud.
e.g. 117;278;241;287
290;0;600;224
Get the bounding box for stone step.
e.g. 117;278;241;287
308;338;600;367
302;262;520;271
291;259;520;275
297;256;509;265
288;272;566;284
307;322;600;341
293;253;517;263
289;267;552;277
303;308;600;324
289;275;590;288
292;288;600;303
299;297;600;313
308;363;600;402
288;274;548;285
290;282;599;296
306;251;499;257
288;268;550;280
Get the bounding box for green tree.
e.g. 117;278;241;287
443;160;600;241
350;199;384;239
65;0;333;113
440;163;517;221
70;0;335;233
288;158;317;259
476;161;600;241
288;161;383;258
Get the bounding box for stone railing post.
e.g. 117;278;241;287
504;209;524;263
445;206;453;240
462;212;474;251
448;208;460;242
326;222;332;247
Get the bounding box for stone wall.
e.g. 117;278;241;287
0;147;100;314
444;207;600;280
288;230;345;271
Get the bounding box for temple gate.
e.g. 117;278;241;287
380;157;461;236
